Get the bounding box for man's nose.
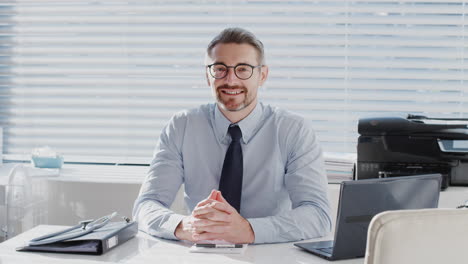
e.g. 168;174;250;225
225;67;239;83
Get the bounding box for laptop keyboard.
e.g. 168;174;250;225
318;247;333;254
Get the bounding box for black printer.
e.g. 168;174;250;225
357;115;468;189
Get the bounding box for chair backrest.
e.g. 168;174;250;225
365;208;468;264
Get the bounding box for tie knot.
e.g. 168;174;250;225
228;125;242;142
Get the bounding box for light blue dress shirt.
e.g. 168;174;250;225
133;102;332;244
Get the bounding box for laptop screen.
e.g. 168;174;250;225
332;174;441;259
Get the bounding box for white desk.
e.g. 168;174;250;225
0;225;362;264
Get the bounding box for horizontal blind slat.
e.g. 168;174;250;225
1;0;467;162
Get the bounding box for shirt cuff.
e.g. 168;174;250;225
247;217;275;244
150;213;185;240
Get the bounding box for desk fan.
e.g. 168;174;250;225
2;164;48;240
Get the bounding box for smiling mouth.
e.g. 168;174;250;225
221;90;244;95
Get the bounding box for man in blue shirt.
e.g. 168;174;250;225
133;28;332;244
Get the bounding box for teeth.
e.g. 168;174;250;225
224;90;242;95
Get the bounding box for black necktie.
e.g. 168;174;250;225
219;125;243;212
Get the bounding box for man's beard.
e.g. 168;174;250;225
216;84;252;112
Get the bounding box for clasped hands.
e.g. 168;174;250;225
175;190;255;244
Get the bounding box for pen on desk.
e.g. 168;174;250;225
195;244;243;248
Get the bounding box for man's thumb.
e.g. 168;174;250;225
216;191;229;204
208;189;218;200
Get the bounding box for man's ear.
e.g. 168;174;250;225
259;65;269;86
204;53;213;87
206;71;211;87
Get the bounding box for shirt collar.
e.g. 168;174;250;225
213;102;263;145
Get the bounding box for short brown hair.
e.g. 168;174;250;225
207;27;265;64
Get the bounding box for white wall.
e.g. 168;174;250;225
20;177;468;238
46;181;187;226
44;181;468;228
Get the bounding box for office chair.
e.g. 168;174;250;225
365;208;468;264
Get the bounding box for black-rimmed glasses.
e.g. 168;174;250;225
207;63;262;80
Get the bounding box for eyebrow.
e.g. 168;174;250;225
213;61;254;65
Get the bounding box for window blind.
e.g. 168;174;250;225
0;0;467;164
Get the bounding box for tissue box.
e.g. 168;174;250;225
31;156;63;169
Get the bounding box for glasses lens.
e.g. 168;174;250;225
210;64;227;79
235;65;253;80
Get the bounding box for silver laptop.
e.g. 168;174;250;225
294;174;442;261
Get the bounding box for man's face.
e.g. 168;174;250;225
206;43;268;112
